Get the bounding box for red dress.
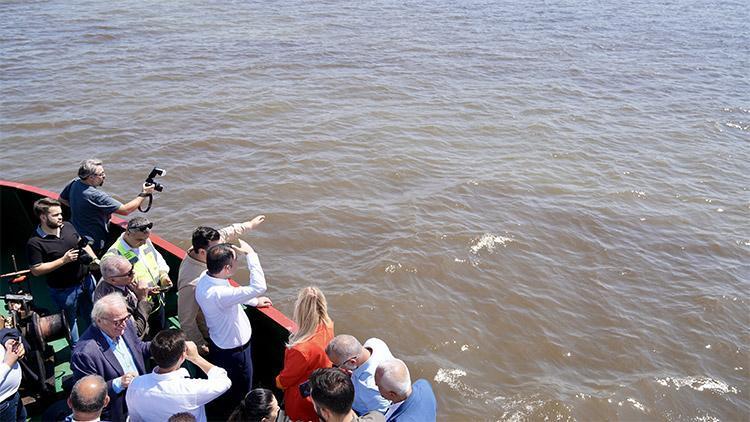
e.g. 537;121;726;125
276;321;334;421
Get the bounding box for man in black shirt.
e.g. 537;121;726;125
25;198;98;345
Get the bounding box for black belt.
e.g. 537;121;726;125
209;337;251;353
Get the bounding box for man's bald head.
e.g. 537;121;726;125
69;374;109;416
325;334;362;364
375;359;412;403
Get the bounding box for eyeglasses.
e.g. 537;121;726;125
92;172;105;177
108;313;131;326
113;266;135;278
129;222;153;232
332;356;357;369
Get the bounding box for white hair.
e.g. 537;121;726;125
91;292;128;325
100;255;129;280
376;359;411;396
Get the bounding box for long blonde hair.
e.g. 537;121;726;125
287;286;332;347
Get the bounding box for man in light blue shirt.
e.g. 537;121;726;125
327;335;394;415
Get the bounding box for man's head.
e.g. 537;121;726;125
168;413;197;422
100;255;135;287
78;159;106;186
150;328;187;370
325;335;363;372
67;374;109;420
310;368;355;421
375;359;412;403
33;197;63;229
124;216;153;248
205;243;237;277
191;226;221;261
91;292;130;338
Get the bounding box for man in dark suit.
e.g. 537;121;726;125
71;292;150;422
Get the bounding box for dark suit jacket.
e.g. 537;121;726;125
70;321;150;422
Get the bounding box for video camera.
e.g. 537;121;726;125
145;167;167;192
76;236;94;265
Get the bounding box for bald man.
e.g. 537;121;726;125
326;335;393;415
66;374;110;422
375;359;437;422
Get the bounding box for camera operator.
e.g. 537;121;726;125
25;198;98;346
59;159;157;253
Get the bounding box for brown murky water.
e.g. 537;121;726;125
2;0;748;419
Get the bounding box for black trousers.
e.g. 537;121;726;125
205;338;253;419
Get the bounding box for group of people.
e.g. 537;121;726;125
3;159;436;422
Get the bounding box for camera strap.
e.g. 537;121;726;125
138;194;154;213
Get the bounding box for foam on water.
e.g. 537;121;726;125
655;376;739;395
470;233;514;254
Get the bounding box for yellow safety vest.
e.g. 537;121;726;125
104;236;163;288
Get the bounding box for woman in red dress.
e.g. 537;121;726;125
275;286;335;421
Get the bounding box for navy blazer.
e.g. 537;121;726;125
70;321;150;422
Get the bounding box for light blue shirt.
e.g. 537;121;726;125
352;338;393;415
102;331;138;393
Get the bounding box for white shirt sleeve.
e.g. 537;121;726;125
214;252;267;308
192;366;232;405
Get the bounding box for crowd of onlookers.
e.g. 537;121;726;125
0;159;436;422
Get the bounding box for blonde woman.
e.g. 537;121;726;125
275;287;334;421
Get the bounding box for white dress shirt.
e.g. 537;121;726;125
125;366;231;422
0;346;22;402
195;251;266;349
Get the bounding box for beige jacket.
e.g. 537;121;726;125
176;223;252;348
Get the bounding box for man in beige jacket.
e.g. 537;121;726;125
176;215;271;354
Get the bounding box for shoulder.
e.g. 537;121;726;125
364;338;390;353
60;223;80;238
356;411;386;422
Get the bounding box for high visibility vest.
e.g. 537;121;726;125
104;236;163;288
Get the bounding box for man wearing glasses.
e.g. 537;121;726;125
326;335;394;415
60;158;157;252
71;293;151;422
94;255;158;339
103;217;173;335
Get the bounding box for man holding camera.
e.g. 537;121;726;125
103;217;173;336
59;159;157;253
26;197;98;345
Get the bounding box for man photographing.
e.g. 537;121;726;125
26;197;98;345
60;158;157;252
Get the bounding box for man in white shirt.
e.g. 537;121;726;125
0;334;26;421
177;215;265;354
126;328;231;422
65;375;109;422
195;239;270;419
326;335;394;415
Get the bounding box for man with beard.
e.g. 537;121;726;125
26;197;98;345
59;158;157;253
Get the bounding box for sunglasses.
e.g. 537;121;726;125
129;222;153;232
113;266;135;278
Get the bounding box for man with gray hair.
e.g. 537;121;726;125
71;293;150;422
103;216;173;334
375;359;437;421
65;374;110;422
326;335;394;415
60;158;157;252
95;255;157;339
